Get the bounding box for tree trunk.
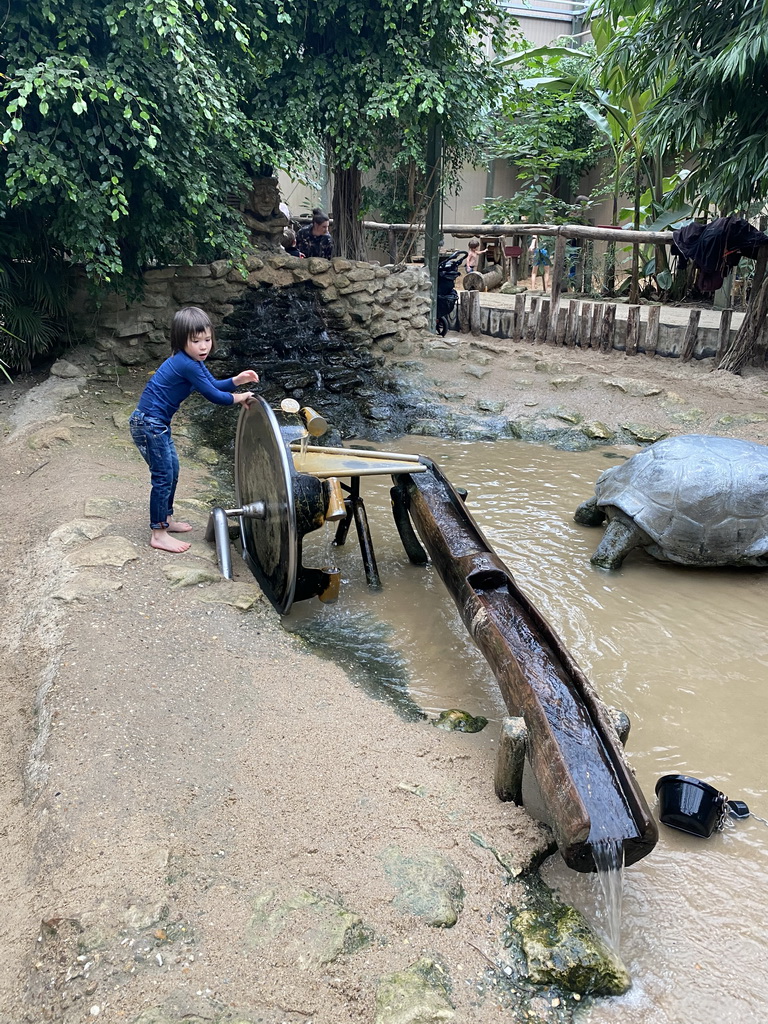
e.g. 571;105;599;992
718;274;768;372
331;164;367;261
463;265;504;291
721;282;767;369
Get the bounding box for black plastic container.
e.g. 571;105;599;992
655;774;727;838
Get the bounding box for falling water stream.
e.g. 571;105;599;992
286;436;768;1024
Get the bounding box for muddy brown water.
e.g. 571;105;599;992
289;436;768;1024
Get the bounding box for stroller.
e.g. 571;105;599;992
435;250;467;336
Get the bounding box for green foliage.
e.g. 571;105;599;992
485;40;603;208
0;0;308;282
0;256;71;370
592;0;768;211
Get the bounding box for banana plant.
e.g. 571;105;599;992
498;15;677;301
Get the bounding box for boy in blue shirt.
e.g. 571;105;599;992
129;306;259;553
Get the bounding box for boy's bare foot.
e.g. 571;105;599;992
150;529;191;553
167;519;193;533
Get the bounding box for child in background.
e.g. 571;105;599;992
466;238;487;273
282;228;303;258
129;306;259;554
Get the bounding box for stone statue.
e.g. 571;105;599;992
241;176;289;249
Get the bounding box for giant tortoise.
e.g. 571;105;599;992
574;434;768;569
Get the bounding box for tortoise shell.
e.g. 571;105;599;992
593;434;768;565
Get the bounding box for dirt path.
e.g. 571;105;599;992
1;341;765;1024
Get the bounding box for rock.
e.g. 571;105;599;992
52;575;124;603
504;876;631;996
162;564;222;589
10;378;83;433
48;519;109;548
409;419;444;437
464;364;492;379
542;408;582;425
195;446;219;465
50;359;85;379
620;422;669;443
669;408;704;424
432;709;488;733
476;399;505;414
601;377;662;397
581;421;614;440
197;582;262;609
380;847;465;928
550;375;584;389
27;421;75;449
374;958;455;1024
66;537;139;568
112;407;132;430
421;341;460;362
246;888;371;965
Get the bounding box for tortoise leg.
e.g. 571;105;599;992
574;496;606;526
591;512;646;569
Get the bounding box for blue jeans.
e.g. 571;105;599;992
129;411;179;530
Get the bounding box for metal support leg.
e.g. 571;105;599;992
353;497;381;589
206;507;234;580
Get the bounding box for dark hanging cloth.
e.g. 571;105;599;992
671;215;768;292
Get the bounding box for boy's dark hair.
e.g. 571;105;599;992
169;306;216;353
312;211;330;226
468;239;480;250
283;228;297;246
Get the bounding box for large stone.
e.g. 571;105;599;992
53;574;123;603
505;876;631;996
620;422;669;443
163;564;222;589
49;359;85;379
380;847;464;928
48;519;109;548
66;537;139;568
209;258;230;279
246;888;371;965
374;958;454;1024
173;264;212;279
197;582;262;610
114;343;150;366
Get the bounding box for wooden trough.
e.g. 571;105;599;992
209;399;658;873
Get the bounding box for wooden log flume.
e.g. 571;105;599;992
393;460;658;873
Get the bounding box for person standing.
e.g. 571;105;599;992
128;307;258;553
297;210;334;259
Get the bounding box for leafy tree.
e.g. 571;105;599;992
280;0;514;259
0;0;306;284
483;42;603;225
593;0;768;212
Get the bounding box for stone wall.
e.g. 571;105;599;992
68;254;432;366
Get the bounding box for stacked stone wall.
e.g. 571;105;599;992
67;254;432;366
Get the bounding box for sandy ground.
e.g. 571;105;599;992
1;337;767;1024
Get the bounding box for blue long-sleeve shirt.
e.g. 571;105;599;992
136;352;237;425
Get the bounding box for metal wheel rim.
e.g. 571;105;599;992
234;397;298;613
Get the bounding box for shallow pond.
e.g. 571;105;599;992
287;436;768;1024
